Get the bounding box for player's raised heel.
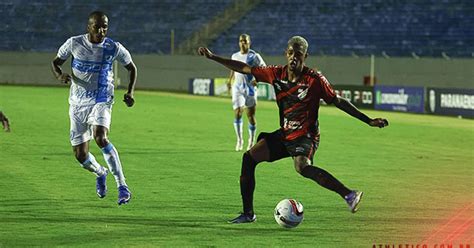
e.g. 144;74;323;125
96;169;108;198
344;190;363;213
228;213;256;224
117;185;132;205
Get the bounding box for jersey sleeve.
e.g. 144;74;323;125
251;66;277;84
57;38;72;60
317;72;337;103
256;53;266;66
115;42;133;65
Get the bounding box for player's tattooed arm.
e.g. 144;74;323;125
51;57;71;84
198;47;252;74
333;96;389;128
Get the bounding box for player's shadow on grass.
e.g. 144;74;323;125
0;214;290;234
0;215;313;246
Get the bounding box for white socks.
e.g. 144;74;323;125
248;123;256;147
101;143;127;187
80;153;106;177
234;118;243;143
234;118;257;151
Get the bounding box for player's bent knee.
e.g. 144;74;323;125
94;135;108;147
243;151;257;166
294;162;309;175
242;151;258;176
256;132;268;142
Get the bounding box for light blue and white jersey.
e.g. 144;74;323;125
57;34;132;106
231;49;266;96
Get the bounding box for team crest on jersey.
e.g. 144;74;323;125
297;87;308;100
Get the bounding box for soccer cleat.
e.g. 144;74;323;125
117;185;132;205
96;169;108;198
345;190;363;213
235;139;243;151
228;213;257;224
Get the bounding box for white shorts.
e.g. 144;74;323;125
69;103;113;146
232;85;257;110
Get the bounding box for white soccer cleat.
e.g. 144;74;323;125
235;139;243;151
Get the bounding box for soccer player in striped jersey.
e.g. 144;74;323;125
198;36;388;223
51;11;137;205
227;34;266;151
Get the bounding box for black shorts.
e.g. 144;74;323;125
257;129;320;162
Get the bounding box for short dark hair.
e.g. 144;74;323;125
240;33;251;41
88;11;107;21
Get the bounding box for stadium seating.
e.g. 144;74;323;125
1;0;472;57
0;0;233;54
211;0;473;57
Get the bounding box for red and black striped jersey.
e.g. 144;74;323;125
251;65;336;141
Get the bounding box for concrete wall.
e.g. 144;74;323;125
0;52;472;91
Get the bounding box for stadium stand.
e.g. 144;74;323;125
0;0;233;54
211;0;474;57
0;0;472;57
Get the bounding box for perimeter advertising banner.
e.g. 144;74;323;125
212;78;275;100
374;86;425;113
427;87;474;118
257;82;277;100
213;78;230;97
189;78;214;96
332;85;374;109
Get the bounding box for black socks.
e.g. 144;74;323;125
300;165;352;197
240;152;257;215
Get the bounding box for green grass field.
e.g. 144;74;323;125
0;85;472;247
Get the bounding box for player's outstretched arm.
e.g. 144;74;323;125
123;62;137;107
197;47;252;74
333;96;389;128
51;57;71;84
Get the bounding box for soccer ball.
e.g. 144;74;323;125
274;199;304;228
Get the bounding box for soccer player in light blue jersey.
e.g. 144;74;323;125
51;11;137;205
227;34;266;151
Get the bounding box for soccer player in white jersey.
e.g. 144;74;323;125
227;34;266;151
51;11;137;205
